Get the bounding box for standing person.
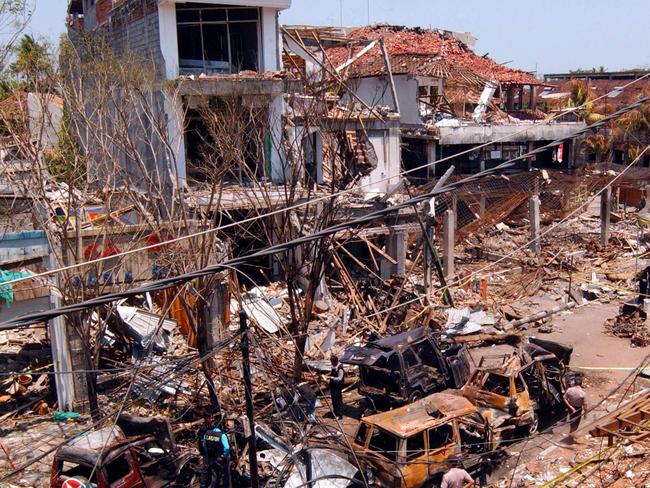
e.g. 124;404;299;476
198;412;231;488
329;355;345;420
564;377;587;438
441;466;474;488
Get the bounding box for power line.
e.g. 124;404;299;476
3;74;648;291
0;331;242;482
1;95;647;331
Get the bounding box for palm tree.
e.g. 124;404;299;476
582;133;608;164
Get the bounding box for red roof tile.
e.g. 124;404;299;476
328;25;543;86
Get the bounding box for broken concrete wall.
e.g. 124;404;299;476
358;122;402;194
347;75;421;125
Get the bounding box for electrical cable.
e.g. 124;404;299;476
3;74;648;290
3;141;645;463
1;96;648;332
3;80;647;484
345;144;650;327
0;331;242;482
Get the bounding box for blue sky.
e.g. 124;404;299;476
25;0;650;76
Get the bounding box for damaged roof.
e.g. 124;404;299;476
347;54;487;88
328;25;543;86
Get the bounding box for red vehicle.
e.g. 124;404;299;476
51;415;199;488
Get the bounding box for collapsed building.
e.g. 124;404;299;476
284;25;586;180
2;2;650;488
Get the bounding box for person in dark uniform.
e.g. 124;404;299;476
197;413;231;488
329;355;345;420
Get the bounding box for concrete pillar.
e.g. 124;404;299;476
380;231;406;279
443;210;455;279
269;214;283;280
527;141;535;169
269;94;286;183
529;196;541;254
207;280;229;368
423;218;434;293
479;160;486;173
67;322;91;413
45;252;75;411
529;85;536;110
601;186;611;246
451;194;459;229
427;140;437;180
479;194;487;216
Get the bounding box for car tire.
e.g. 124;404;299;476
408;389;423;403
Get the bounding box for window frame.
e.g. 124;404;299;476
481;372;511;397
404;432;426;461
176;5;261;75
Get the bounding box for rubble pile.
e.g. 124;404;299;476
605;310;650;347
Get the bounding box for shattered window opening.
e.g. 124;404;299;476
482;373;511;396
427;423;454;451
58;461;99;486
405;432;426;460
413;339;441;368
514;375;526;393
106;454;133;484
176;4;260;76
368;427;399;462
402;347;420;368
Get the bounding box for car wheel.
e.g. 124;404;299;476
408;389;423;403
173;459;201;487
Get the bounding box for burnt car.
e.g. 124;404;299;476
341;327;470;408
461;337;580;438
350;392;497;488
51;414;199;488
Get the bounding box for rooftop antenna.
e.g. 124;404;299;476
340;0;343;27
367;0;370;25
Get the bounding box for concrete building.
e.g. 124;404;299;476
67;0;299;188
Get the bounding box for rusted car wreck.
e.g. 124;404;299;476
350;393;498;488
51;414;199;488
341;327;471;408
462;337;579;437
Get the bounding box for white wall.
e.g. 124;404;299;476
163;93;187;187
359;127;402;194
261;7;280;71
348;75;421;126
158;3;179;79
269;94;287;183
27;93;62;150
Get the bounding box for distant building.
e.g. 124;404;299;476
285;25;585;180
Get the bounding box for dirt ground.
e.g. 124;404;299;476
487;298;650;486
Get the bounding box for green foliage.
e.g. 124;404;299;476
45;108;87;186
569;66;607;75
8;34;52;89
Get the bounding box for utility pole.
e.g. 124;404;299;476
239;311;259;488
